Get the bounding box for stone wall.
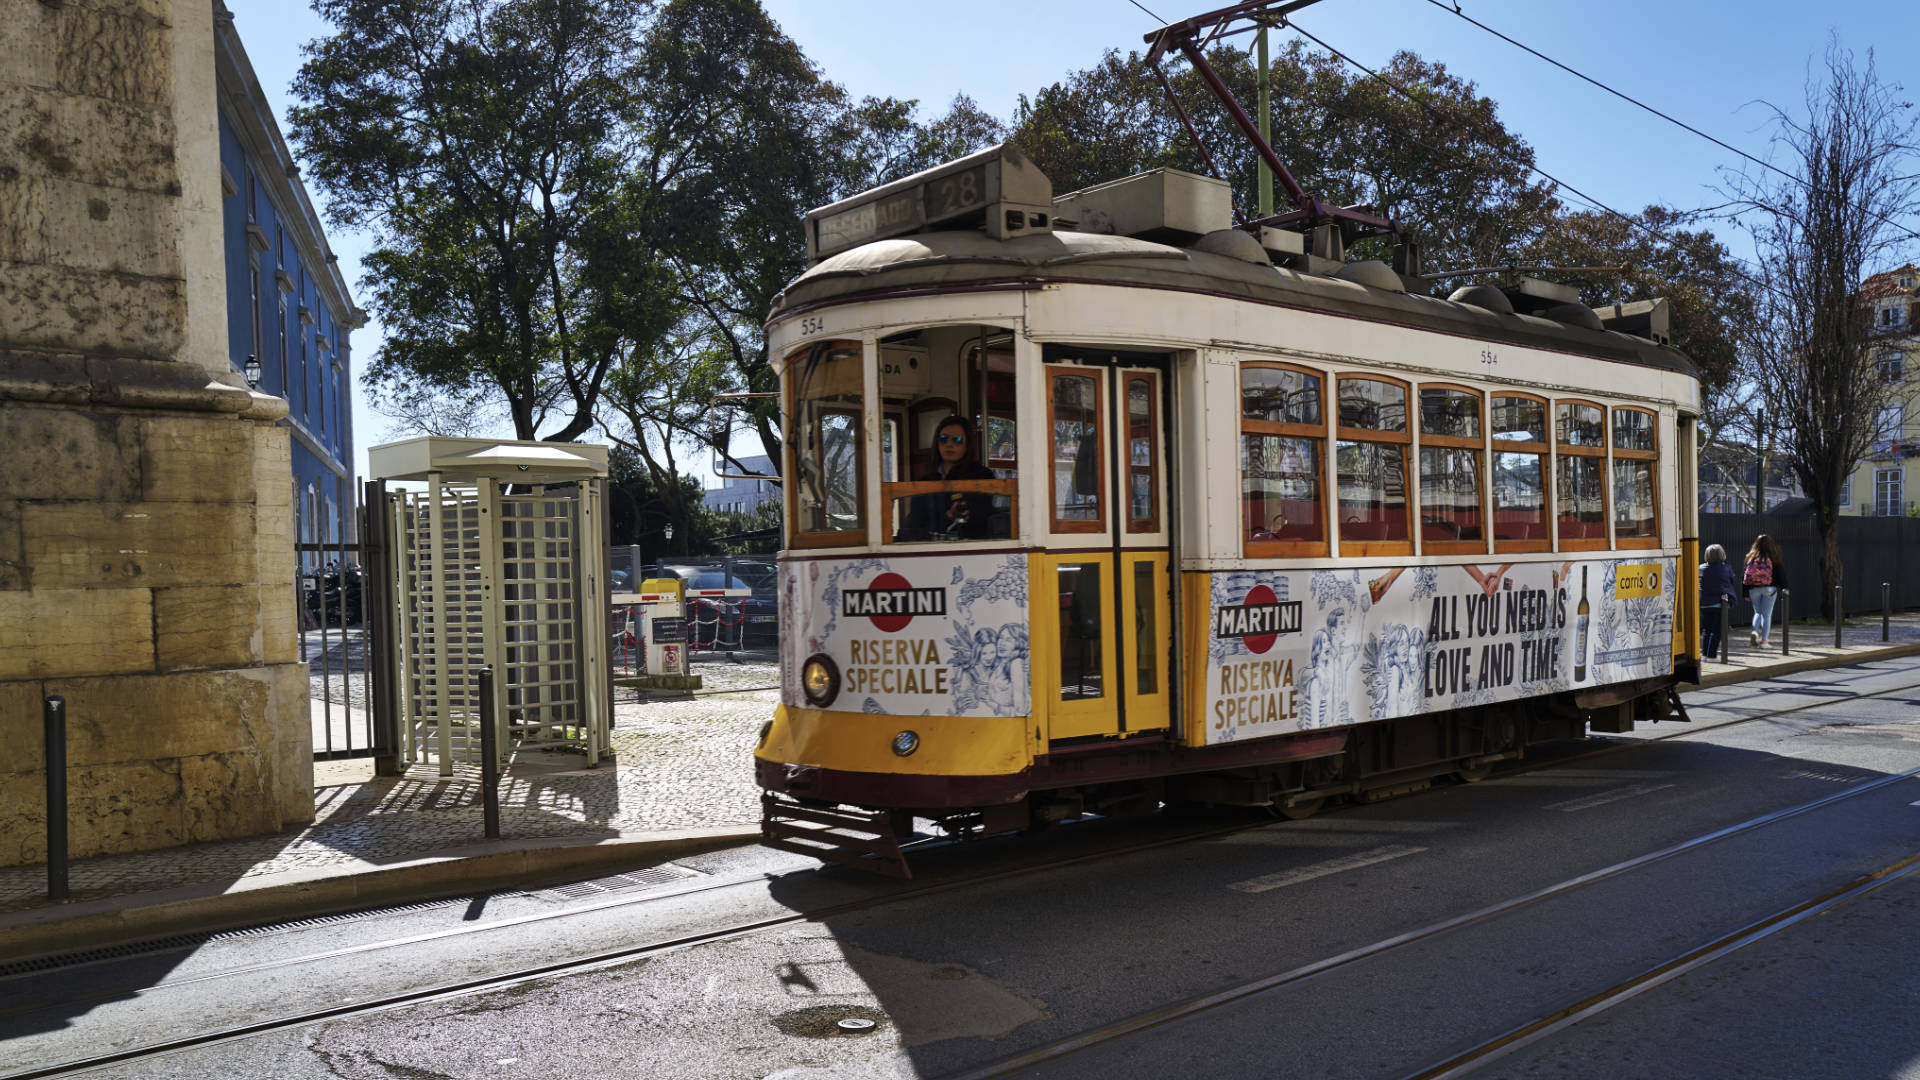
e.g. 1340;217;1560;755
0;0;312;867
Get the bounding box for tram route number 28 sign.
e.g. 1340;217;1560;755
1201;558;1675;746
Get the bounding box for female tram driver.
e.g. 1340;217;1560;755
895;415;1002;540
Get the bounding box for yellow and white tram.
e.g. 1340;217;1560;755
756;145;1700;876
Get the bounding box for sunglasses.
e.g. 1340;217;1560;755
937;433;967;445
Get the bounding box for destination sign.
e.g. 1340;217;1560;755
816;190;922;255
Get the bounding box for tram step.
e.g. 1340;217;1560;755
760;794;911;879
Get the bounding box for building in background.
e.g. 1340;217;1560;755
702;455;780;517
215;4;363;548
1843;265;1918;517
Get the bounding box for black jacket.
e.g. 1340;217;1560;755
896;460;995;540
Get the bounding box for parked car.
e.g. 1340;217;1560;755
647;564;778;647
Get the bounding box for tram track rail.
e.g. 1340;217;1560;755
1402;851;1920;1080
936;758;1920;1080
8;666;1915;1078
0;815;1281;1080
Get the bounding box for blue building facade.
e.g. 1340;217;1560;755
213;6;362;547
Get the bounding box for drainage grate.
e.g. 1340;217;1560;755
537;866;695;900
0;896;474;979
1782;767;1873;784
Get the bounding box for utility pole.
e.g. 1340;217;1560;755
1256;19;1273;219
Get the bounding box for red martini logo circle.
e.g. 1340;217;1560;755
841;572;948;632
1213;584;1303;654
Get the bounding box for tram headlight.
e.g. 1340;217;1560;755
801;653;840;707
891;730;920;757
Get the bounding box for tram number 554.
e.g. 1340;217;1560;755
800;316;825;336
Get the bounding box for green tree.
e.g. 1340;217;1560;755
1520;205;1761;445
293;0;686;441
1010;43;1556;272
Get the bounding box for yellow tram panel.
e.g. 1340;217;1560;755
761;703;1032;778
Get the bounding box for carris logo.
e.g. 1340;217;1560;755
842;572;947;632
1213;584;1303;654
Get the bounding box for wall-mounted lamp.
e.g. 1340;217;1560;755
243;354;262;390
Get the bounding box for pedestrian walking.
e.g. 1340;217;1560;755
1699;544;1739;658
1742;534;1788;647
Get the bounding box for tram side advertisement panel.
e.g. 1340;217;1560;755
1204;558;1674;745
782;555;1031;716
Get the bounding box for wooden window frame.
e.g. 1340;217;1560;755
1242;361;1329;558
1418;382;1487;555
1554;398;1610;552
787;341;870;550
1124;372;1160;534
1335;374;1413;557
1490;392;1550;553
1611;406;1660;550
1047;365;1107;535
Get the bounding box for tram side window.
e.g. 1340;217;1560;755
1490;394;1550;552
1336;376;1411;554
1418;385;1485;554
1555;401;1608;550
789;341;866;544
1612;407;1659;546
1240;363;1326;555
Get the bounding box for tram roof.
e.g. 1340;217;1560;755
770;230;1697;379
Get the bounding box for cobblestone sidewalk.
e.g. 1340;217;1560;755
0;668;779;915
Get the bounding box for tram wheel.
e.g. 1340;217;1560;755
1454;763;1493;783
1270;797;1324;821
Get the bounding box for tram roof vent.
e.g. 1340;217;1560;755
1193;228;1271;265
1051;169;1232;245
1594;297;1672;345
1447;284;1514;315
1506;276;1580;308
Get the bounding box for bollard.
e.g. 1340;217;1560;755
1885;582;1892;643
1728;591;1743;661
1779;590;1791;655
1834;585;1844;649
477;667;500;840
44;697;69;901
44;697;68;902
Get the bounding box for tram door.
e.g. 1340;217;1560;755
1042;354;1172;742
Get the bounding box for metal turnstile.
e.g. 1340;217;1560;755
370;438;612;773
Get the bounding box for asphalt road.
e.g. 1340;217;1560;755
3;657;1918;1080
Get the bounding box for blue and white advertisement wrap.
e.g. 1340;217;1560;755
1202;558;1675;745
782;554;1032;717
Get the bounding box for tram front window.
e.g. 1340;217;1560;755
789;341;865;541
881;326;1018;542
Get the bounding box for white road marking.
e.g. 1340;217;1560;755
1227;844;1427;894
1543;782;1676;812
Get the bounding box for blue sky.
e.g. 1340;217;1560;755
230;0;1920;481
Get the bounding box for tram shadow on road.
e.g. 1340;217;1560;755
755;728;1920;1080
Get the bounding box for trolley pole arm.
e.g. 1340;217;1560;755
1173;38;1315;216
1143;1;1401;239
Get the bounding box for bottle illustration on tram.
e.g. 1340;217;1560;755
750;3;1703;878
1575;565;1591;683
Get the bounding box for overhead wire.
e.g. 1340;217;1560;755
1419;0;1796;186
1424;0;1920;244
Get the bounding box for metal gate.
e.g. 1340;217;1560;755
299;473;383;762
